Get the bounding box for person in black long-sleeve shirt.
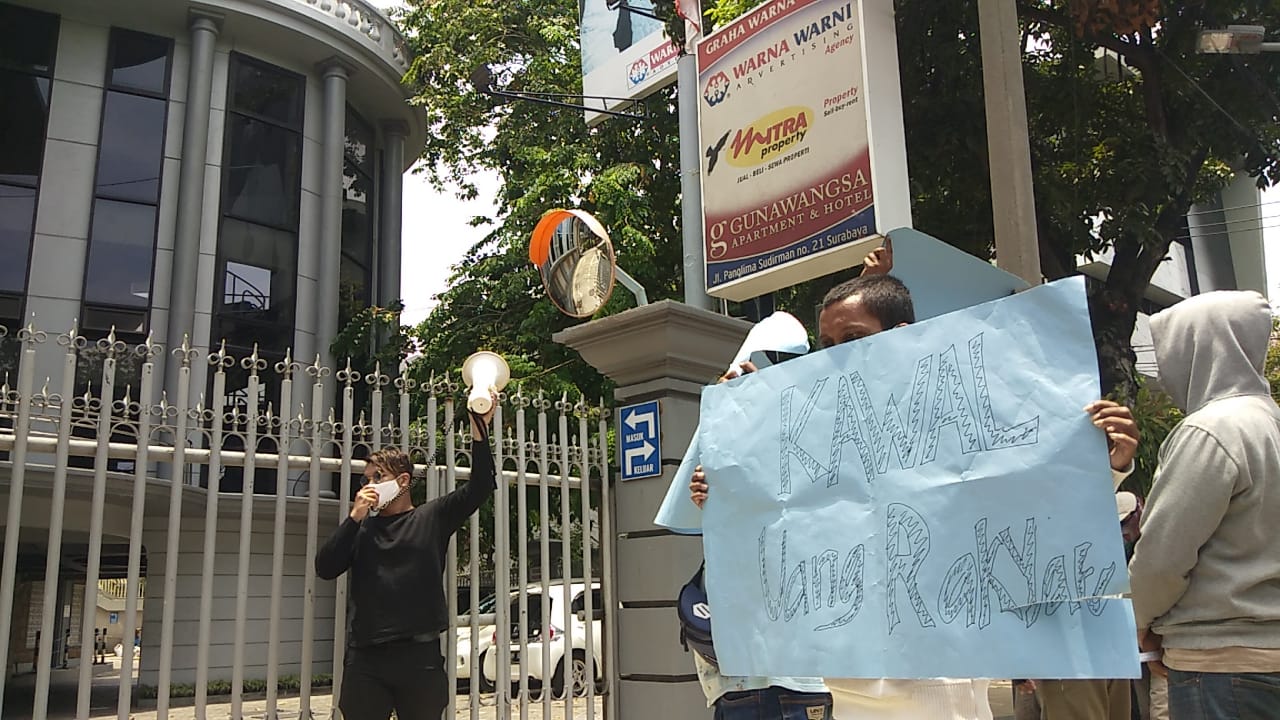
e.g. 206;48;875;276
316;397;496;720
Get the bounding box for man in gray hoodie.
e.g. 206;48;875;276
1128;290;1280;719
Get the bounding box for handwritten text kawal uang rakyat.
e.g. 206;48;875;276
758;508;1118;635
778;332;1040;496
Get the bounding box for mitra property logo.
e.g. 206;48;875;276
726;106;813;167
703;71;730;106
628;58;650;86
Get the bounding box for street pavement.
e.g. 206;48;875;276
3;658;1018;719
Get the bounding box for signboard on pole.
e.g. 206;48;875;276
697;0;912;300
619;400;662;480
580;1;684;127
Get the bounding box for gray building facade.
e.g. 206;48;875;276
0;0;424;695
0;0;423;407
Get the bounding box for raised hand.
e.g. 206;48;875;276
860;237;893;276
1085;400;1139;471
351;485;379;522
690;465;709;509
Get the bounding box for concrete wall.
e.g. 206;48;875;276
1;467;339;688
556;301;754;720
137;497;340;687
24;17;108;375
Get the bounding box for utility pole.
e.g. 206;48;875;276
977;0;1042;286
677;51;716;310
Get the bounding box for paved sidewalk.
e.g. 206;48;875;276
4;657;1017;720
103;695;604;720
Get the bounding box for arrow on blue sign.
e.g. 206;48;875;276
624;440;655;474
624;407;656;435
619;401;661;480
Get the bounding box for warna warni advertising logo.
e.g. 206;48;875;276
703;71;730;106
628;57;650;86
726;106;814;168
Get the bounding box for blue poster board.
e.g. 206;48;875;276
699;278;1139;680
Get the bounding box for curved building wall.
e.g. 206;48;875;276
2;0;422;427
0;0;423;689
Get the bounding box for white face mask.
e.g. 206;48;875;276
368;477;404;516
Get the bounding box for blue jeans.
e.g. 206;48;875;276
1168;669;1280;720
714;687;833;720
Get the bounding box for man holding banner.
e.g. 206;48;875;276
690;264;1140;719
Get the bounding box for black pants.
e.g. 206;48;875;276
339;638;448;720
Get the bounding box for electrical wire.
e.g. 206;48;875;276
1172;221;1280;242
1184;199;1280;218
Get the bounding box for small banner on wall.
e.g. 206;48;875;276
580;1;689;127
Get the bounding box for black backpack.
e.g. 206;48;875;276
677;562;716;664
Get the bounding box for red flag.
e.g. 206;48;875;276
675;0;702;35
674;0;702;52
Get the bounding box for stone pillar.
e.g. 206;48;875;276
378;121;407;311
315;59;351;379
554;301;750;720
164;9;222;399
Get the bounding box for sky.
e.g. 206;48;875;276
1263;185;1280;309
375;0;500;326
398;168;500;325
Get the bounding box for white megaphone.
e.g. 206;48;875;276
461;351;510;415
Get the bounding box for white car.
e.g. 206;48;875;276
481;581;604;697
455;592;500;691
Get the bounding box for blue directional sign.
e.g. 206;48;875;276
619;400;661;481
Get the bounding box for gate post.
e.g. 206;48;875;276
555;301;749;720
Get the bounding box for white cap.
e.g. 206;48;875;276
1116;491;1139;521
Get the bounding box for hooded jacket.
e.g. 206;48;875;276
1129;290;1280;650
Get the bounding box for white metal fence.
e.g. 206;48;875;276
0;323;616;720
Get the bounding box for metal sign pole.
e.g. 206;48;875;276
678;52;716;311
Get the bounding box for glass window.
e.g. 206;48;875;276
340;154;372;325
0;71;52;186
214;54;302;367
0;184;35;295
475;594;498;615
345;108;374;173
225;260;273;311
81;28;171;339
222;115;302;228
0;295;20;321
229;55;303;128
343;157;372;210
340;107;375;329
83;199;156;308
0;293;21;382
340;255;369;325
215;218;296;352
95;93;165;203
74;337;146;395
82;306;146;334
108;29;170;94
0;4;59;75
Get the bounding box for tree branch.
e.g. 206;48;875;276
1035;217;1073;280
1134;144;1211;283
1015;2;1152;73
